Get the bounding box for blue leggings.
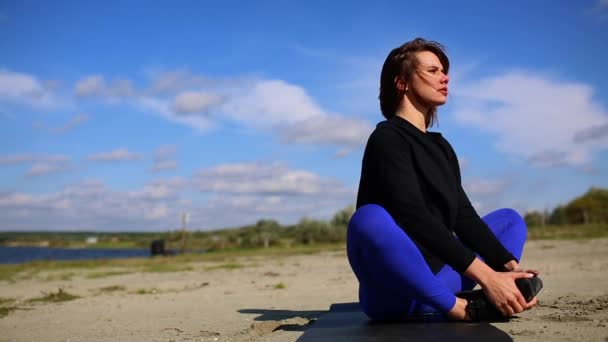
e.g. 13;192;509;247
346;204;527;321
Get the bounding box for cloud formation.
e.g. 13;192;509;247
0;161;355;231
463;177;509;197
454;71;608;167
75;70;372;152
0;180;184;230
173;91;222;114
75;75;135;100
26;162;71;177
0;69;59;107
86;148;141;162
0;154;71;177
194;161;352;197
0;154;69;165
33;114;90;134
280;115;372;149
151;145;178;172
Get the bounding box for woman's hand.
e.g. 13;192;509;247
480;271;537;316
504;260;540;276
465;258;539;316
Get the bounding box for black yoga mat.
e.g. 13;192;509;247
297;303;512;342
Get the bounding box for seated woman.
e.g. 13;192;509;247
347;38;541;321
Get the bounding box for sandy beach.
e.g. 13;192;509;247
1;238;607;342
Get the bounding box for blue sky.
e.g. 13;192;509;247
1;1;607;231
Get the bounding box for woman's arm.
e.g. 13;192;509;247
441;138;517;269
453;185;517;270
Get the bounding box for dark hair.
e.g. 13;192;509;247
379;38;449;128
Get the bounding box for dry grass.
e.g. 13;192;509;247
27;288;80;303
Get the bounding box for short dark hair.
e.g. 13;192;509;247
379;38;449;127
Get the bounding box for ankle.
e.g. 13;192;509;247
446;297;471;321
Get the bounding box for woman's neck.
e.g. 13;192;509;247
395;100;427;133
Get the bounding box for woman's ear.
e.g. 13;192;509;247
395;77;407;92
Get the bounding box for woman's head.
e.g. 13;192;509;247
379;38;450;127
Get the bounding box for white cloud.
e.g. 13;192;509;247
173;91;222;114
280;115;373;149
1;154;68;164
137;97;215;131
129;178;184;200
107;78;135;98
463;178;509;197
26;162;70;177
0;154;71;177
75;75;135;99
154;145;176;159
221;80;324;128
0;154;34;165
0;165;354;231
33;114;90;134
145;69;211;95
0;193;37;207
75;75;105;97
150;145;178;172
453;71;608;167
194;161;351;196
75;71;371;151
573;123;608;143
0;69;58;107
86;148;141;162
151;160;177;172
0;180;186;230
190;161;355;227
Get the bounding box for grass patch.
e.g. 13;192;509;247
95;285;126;293
0;244;346;283
141;264;194;273
528;224;608;240
0;297;15;306
204;262;243;271
0;306;19;318
44;272;76;282
0;297;19;318
135;288;159;295
27;288;79;303
274;282;287;289
85;270;131;279
0;265;35;282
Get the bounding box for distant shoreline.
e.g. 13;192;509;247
0;245;150;265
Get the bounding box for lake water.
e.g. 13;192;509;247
0;246;151;264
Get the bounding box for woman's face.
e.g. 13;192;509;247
408;51;449;107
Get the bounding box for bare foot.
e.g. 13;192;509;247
446;297;471;321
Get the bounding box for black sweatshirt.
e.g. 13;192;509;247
356;115;516;274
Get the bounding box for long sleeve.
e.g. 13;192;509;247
358;127;477;273
448;150;517;270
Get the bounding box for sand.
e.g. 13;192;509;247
1;238;607;342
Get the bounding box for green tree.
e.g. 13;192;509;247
565;187;608;224
524;211;544;227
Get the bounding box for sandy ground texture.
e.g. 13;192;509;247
1;238;608;342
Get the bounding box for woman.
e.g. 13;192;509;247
347;38;542;321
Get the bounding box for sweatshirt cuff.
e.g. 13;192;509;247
452;249;477;274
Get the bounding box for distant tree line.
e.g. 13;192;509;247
177;205;355;251
524;187;608;226
3;187;606;250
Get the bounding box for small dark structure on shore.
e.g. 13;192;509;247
150;239;176;256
